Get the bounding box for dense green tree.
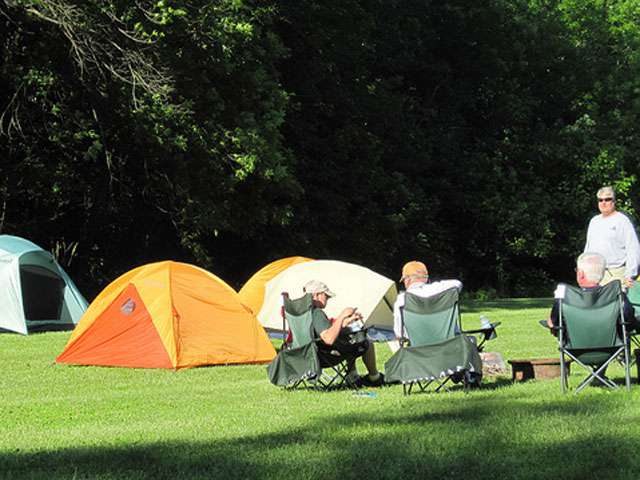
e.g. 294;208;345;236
274;0;597;294
1;0;639;297
0;0;298;295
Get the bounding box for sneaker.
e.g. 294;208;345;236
466;371;482;388
360;373;385;388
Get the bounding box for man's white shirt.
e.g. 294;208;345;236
393;279;463;338
584;211;640;278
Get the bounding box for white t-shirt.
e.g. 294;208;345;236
584;211;640;278
393;279;463;338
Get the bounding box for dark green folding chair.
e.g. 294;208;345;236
626;281;640;379
266;293;359;390
384;287;488;395
557;281;632;394
626;281;640;340
626;281;640;313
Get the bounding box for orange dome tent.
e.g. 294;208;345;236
56;261;275;369
238;256;313;315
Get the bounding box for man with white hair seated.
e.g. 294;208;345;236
546;252;635;329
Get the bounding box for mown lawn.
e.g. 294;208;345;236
2;299;640;480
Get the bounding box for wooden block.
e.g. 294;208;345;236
508;358;568;382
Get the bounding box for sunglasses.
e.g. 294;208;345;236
598;197;614;203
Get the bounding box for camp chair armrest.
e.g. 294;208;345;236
463;321;501;336
538;319;561;332
462;327;491;333
621;320;639;333
547;325;563;338
461;328;491;334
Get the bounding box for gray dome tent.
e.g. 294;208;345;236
0;235;88;334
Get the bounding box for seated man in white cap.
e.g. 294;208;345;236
304;279;384;387
393;260;463;340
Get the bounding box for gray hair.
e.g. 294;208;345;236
597;186;615;201
577;252;606;283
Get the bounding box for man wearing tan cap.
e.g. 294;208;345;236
392;261;462;339
304;279;384;387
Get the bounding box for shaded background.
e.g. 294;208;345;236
1;0;639;299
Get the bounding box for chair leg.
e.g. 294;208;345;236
629;339;640;383
560;351;568;394
405;382;412;396
286;379;302;390
319;361;357;390
573;350;622;393
624;344;631;391
403;379;434;396
575;370;616;394
434;377;451;393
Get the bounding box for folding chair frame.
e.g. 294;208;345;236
469;323;501;352
402;376;452;396
622;282;640;381
626;329;640;382
283;364;351;391
280;292;358;391
558;286;631;394
398;289;486;396
316;361;353;390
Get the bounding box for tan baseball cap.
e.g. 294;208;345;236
400;260;428;281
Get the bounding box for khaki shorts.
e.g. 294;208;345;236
600;266;626;288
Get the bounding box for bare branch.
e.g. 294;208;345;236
21;1;172;99
0;84;25;137
0;183;7;233
116;25;155;44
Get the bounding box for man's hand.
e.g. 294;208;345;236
337;307;362;327
321;308;358;346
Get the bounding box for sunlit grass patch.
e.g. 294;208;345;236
2;299;640;479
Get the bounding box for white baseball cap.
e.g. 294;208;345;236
303;279;336;297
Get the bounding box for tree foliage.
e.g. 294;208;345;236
1;0;639;298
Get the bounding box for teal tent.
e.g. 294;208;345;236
0;235;88;335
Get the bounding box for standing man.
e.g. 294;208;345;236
584;186;640;288
392;260;462;340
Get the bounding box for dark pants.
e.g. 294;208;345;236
317;330;369;368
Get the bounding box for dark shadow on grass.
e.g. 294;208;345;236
382;376;515;394
474;376;515;391
0;323;74;335
3;395;638;480
462;298;553;313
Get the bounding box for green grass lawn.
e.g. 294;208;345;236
2;299;640;479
